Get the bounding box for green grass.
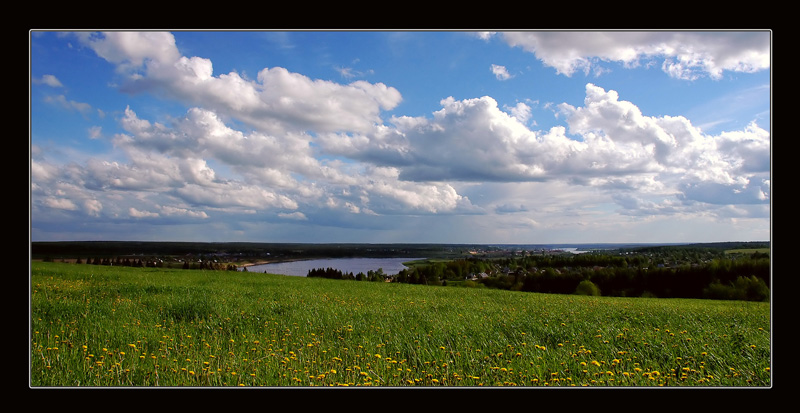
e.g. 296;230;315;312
30;261;771;387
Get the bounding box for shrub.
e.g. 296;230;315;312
575;280;601;296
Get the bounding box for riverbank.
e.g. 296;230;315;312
244;257;426;277
238;257;311;268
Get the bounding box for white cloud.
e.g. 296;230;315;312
44;197;78;211
88;126;103;140
160;205;209;219
44;94;92;115
175;183;298;210
84;199;103;217
506;101;533;124
278;211;308;220
31;31;769;242
36;74;63;87
491;64;513;80
499;31;770;80
129;207;159;218
318;82;768;220
76;31;402;136
75;31;181;73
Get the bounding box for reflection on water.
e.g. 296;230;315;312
245;257;425;277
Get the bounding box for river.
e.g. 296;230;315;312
243;257;425;277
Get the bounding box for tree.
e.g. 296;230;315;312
575;280;601;296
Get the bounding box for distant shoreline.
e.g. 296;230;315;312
239;258;310;268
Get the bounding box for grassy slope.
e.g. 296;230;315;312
30;261;770;387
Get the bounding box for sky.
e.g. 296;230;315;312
29;30;771;245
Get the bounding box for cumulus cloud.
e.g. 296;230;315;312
129;207;159;218
75;31;402;136
506;101;533;124
495;31;770;80
559;84;769;196
319;83;769;217
44;197;78;211
31;31;769;241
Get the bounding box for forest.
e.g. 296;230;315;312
309;243;771;302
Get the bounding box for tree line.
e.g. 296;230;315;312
301;251;770;302
391;252;770;301
290;251;770;301
67;256;239;271
307;267;388;282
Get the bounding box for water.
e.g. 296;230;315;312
244;257;424;277
562;248;589;254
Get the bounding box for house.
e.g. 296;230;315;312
468;272;489;281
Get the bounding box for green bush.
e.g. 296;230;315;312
575;280;601;296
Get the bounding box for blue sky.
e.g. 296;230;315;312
30;30;771;244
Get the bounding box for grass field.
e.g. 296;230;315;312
30;261;771;387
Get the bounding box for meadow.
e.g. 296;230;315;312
30;261;771;387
